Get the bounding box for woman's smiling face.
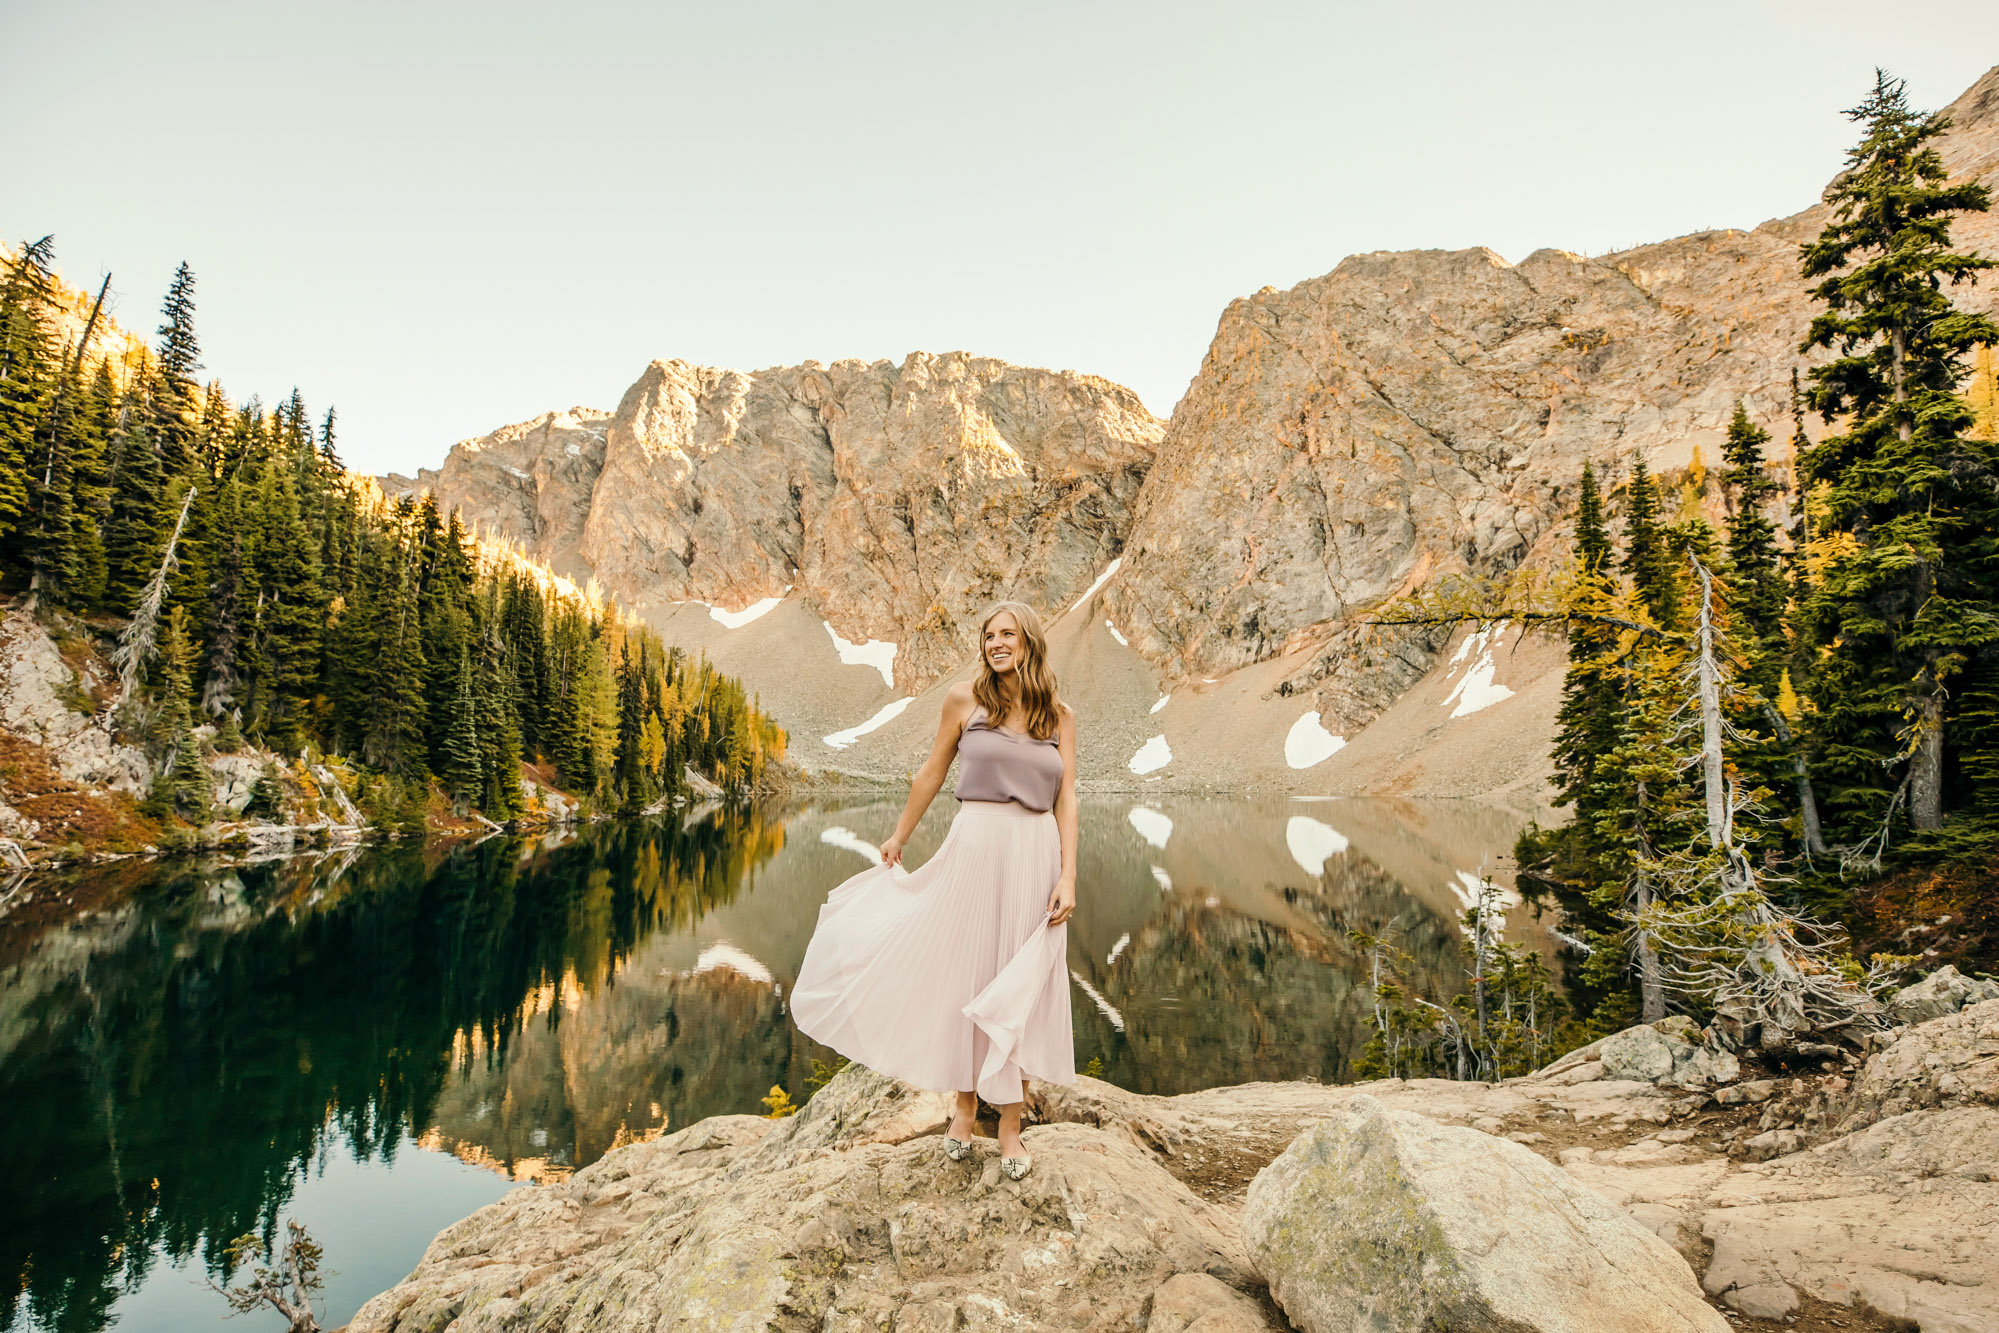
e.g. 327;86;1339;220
983;612;1022;675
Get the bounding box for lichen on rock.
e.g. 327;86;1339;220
1239;1093;1727;1333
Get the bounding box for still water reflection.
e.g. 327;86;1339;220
0;795;1541;1331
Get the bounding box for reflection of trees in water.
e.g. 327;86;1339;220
1082;851;1471;1092
0;808;782;1333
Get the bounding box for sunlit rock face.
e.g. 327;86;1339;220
396;353;1163;692
383;408;611;584
1103;62;1999;724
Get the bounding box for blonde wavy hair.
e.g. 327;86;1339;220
972;600;1062;740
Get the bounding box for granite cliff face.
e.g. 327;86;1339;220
1104;63;1999;714
392;353;1162;691
386;408;611;583
391;65;1999;796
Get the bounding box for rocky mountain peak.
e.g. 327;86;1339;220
395;350;1163;690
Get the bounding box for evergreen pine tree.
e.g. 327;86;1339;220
257;471;324;748
323;513;385;755
437;647;483;812
1720;402;1785;645
151;604;211;821
1621;456;1678;628
613;639;650;809
473;608;524;820
196;380;231;477
318;406;341;470
0;236;60;540
365;540;429;774
102;378;170;612
417;502;475;767
64;359;118;608
1782;368;1818;659
503;572;553;758
1796;70;1999;834
545;604;589;785
200;474;255;717
19;357;88;600
151;262;202;476
1549;462;1622;824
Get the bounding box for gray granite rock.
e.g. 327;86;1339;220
1239;1094;1727;1333
348;1062;1277;1333
1600;1021;1741;1090
1888;965;1999;1026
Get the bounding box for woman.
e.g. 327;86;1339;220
789;600;1078;1181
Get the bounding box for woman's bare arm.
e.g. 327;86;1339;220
1046;703;1078;925
880;682;976;865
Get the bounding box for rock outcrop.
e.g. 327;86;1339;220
1884;962;1999;1026
352;992;1999;1332
1835;995;1999;1134
0;608;147;802
384;408;613;584
1241;1094;1726;1333
1597;1016;1741;1091
348;1064;1279;1333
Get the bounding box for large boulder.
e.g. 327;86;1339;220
1598;1019;1741;1090
1887;965;1999;1026
1240;1094;1727;1333
1833;997;1999;1135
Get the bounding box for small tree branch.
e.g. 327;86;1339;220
1364;609;1667;638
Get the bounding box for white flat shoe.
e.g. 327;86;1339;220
1000;1154;1032;1181
942;1135;973;1163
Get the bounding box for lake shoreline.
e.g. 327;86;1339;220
343;990;1999;1333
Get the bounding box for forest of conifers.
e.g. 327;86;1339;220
0;237;787;828
1511;74;1999;1037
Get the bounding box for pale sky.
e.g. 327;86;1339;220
6;2;1997;478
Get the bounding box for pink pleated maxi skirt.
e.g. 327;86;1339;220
789;799;1076;1105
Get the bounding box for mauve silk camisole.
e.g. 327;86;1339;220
953;704;1063;812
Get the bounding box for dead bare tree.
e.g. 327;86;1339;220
108;484;196;711
1760;703;1829;859
1636;558;1883;1050
209;1220;326;1333
67;271;110;381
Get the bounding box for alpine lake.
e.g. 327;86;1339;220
0;794;1548;1332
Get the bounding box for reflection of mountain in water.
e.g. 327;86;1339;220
1059;797;1544;1090
0;794;1534;1333
421;957;805;1181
